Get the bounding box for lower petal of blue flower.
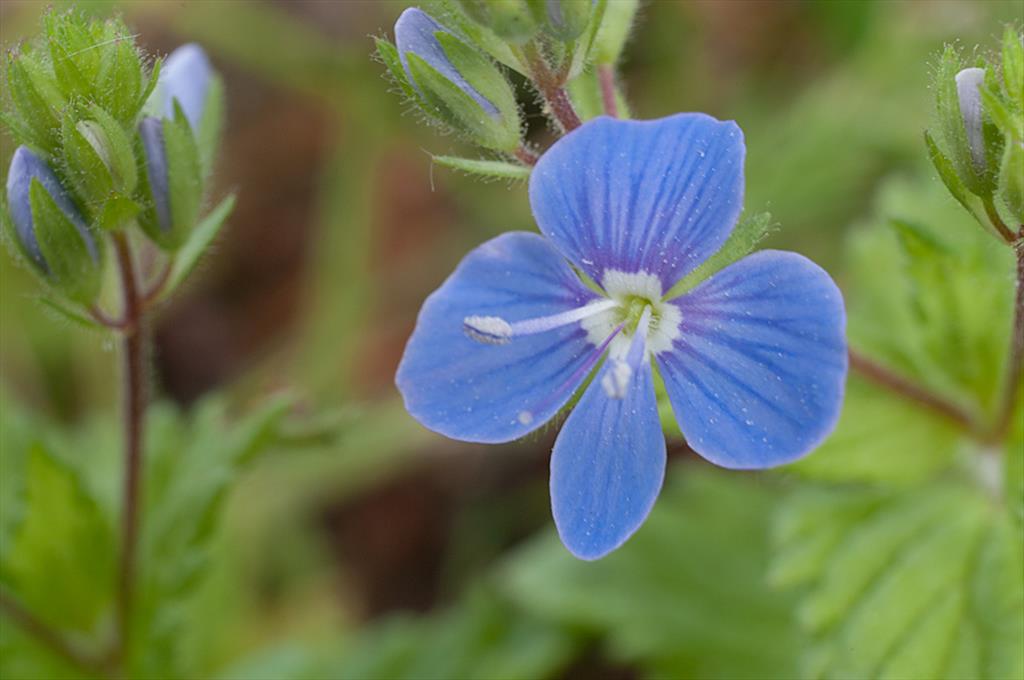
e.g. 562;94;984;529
396;231;601;443
658;250;848;469
550;355;666;561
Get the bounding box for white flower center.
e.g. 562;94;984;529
580;270;682;359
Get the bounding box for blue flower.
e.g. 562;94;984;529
396;113;848;560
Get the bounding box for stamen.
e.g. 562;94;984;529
464;298;616;345
602;306;652;399
516;322;625;426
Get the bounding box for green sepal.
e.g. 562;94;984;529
437;31;521;134
61;115;113;205
88;103;138;195
406;47;520;152
97;195;142;232
376;37;421;104
196;74;225;180
48;39;92;104
29;180;103;304
97;29;144;124
999;137;1024;223
159;194;236;302
1002;27;1023;109
432;154;531;180
978;73;1021;142
456;0;538;42
935;46;986;195
565;0;607;80
666;211;775;299
38;295;104;330
435;1;528;73
5;57;62;154
592;0;638;65
923;130;1000;240
138;103;203;251
529;0;592;42
138;58;163;116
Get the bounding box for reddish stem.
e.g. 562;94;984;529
514;145;539;166
523;45;581;133
598;64;619;118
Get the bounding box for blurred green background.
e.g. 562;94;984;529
1;1;1020;678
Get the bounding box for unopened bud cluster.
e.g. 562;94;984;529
2;11;223;305
927;28;1023;242
375;1;638;157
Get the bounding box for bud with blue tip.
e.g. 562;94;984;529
926;31;1024;241
529;0;593;42
381;7;522;153
137;43;218;251
4;146;103;303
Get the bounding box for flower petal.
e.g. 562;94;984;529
161;44;212;129
657;250;848;469
550;359;666;560
529;113;745;292
396;231;600;443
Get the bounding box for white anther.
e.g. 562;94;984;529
601;359;633;399
463;315;512;344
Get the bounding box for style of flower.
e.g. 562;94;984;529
396;113;848;560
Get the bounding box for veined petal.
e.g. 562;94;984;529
396;232;600;443
529;113;745;292
658;250;847;469
551;345;666;560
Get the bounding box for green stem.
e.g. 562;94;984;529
522;43;581;133
982;194;1016;243
987;239;1024;442
598;63;619;117
112;232;146;671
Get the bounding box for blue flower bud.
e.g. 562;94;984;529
395;7;499;117
159;43;213;130
5;146;97;274
955;67;987;173
139;117;172;235
532;0;593;42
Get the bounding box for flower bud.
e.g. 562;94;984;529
159;43;213;131
137;112;202;251
454;0;538;43
394;8;521;152
5;146;102;303
530;0;592;42
955;67;987;174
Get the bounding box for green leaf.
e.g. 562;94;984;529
6;58;61;153
502;466;802;679
772;483;1023;680
999;136;1024;223
1002;26;1023;109
432;155;531;180
159;194;236;302
845;176;1015;418
196;75;225;180
791;376;963;485
2;444;116;632
327;588;576;680
666;211;775;298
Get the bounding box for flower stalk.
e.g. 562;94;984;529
598;64;619;118
521;43;581;132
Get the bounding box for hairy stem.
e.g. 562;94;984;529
514;145;539;166
522;44;581;133
113;232;146;668
0;591;107;676
983;194;1016;243
598;64;619;118
848;349;980;433
989;240;1024;441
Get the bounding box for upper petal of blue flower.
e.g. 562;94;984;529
529;113;745;292
161;43;212;129
396;231;601;443
394;7;499;117
657;250;847;468
550;350;666;560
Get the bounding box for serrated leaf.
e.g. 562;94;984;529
773;483;1023;679
502;467;802;679
2;444;115;632
432;155;530;180
159;194;236;302
327;588;575;680
790;376;963;485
